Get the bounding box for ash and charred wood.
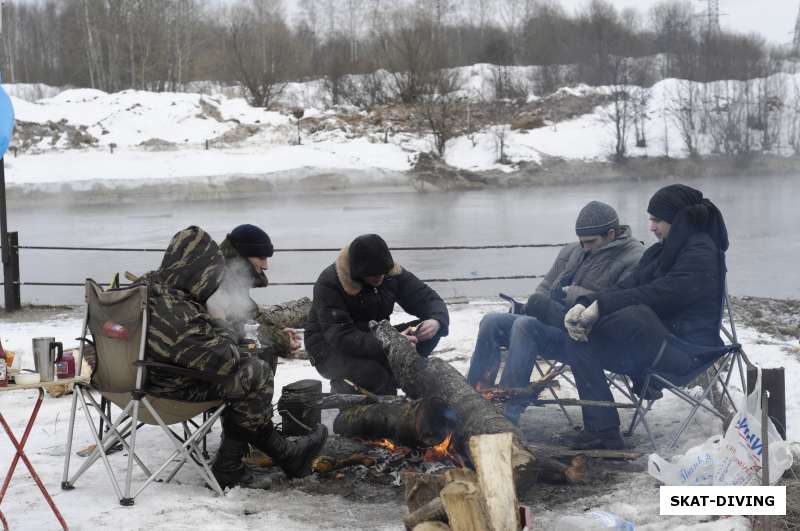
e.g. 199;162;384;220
262;297;311;328
318;393;406;410
404;471;447;513
311;453;376;473
404;497;447;530
371;319;581;485
333;398;448;448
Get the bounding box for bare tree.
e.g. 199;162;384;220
420;68;464;157
669;79;703;158
603;56;633;161
227;0;291;108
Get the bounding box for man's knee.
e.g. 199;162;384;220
509;315;541;340
479;312;507;332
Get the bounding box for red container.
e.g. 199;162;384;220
56;351;75;379
102;321;129;340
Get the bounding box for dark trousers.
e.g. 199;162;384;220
551;304;695;431
319;331;443;395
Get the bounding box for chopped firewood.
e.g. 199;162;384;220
404;471;447;513
333;398;449;447
311;453;376;473
372;319;583;485
469;433;518;531
404;497;447;530
440;469;490;531
412;523;451;531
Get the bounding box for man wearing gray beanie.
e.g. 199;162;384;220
466;200;643;424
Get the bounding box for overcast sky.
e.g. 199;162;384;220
265;0;797;46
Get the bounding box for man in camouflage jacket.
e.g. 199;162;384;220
213;224;300;376
140;226;326;490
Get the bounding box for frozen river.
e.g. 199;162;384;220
3;172;799;306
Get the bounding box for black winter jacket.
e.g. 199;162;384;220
593;232;725;345
304;247;449;366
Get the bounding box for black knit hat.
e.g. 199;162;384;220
228;224;274;258
349;234;394;279
647;184;703;223
575;201;619;236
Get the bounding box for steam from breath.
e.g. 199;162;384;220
206;257;259;325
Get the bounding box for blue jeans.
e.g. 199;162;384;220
467;313;568;419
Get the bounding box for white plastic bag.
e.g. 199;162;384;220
648;435;721;486
713;370;793;486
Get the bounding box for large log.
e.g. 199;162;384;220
372;320;582;485
439;469;490;531
319;393;406;410
333;398;449;447
262;297;311;328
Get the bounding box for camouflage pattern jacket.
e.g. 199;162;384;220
141;226;242;394
217;237;291;360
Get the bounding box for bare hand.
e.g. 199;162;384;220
415;319;441;342
400;327;419;346
284;328;302;351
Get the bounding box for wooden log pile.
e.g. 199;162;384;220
403;433;528;531
371;319;585;486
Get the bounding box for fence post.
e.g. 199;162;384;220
747;366;786;439
2;231;20;312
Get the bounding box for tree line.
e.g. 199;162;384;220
0;0;787;103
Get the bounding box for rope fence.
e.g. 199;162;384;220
1;236;568;309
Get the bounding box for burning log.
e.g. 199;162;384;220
371;320;583;485
333;398;449;448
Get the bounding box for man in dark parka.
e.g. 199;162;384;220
558;184;730;450
141;226;326;489
304;234;450;395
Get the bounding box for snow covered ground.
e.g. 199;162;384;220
5;66;800;194
0;301;796;530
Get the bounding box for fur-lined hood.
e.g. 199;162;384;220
335;245;402;296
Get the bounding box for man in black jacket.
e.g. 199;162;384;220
304;234;450;395
559;184;729;449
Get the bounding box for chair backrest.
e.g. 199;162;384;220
84;279;222;425
85;279;148;395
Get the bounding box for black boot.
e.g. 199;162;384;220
211;432;272;490
255;424;328;478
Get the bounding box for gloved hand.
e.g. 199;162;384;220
415;319;441;342
564;303;587;342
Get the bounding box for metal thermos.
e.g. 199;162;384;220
32;337;63;382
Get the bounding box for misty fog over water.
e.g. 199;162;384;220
4;173;798;306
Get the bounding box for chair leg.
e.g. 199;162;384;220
122;400;143;505
535;359;576;426
61;386;81;489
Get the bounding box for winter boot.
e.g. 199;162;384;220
211;432;272;490
255;424;328;478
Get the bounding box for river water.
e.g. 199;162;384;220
3;172;798;306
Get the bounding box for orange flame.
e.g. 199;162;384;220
423;432;464;467
365;438;410;455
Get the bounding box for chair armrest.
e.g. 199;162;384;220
134;360;229;384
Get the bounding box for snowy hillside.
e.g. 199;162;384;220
3;64;800;192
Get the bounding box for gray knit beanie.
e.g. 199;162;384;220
575;201;619;236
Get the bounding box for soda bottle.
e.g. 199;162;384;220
102;321;129;340
0;339;7;387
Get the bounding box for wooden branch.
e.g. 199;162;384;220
469;434;518;531
318;392;409;409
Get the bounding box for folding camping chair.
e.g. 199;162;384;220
625;284;748;451
61;279;226;506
